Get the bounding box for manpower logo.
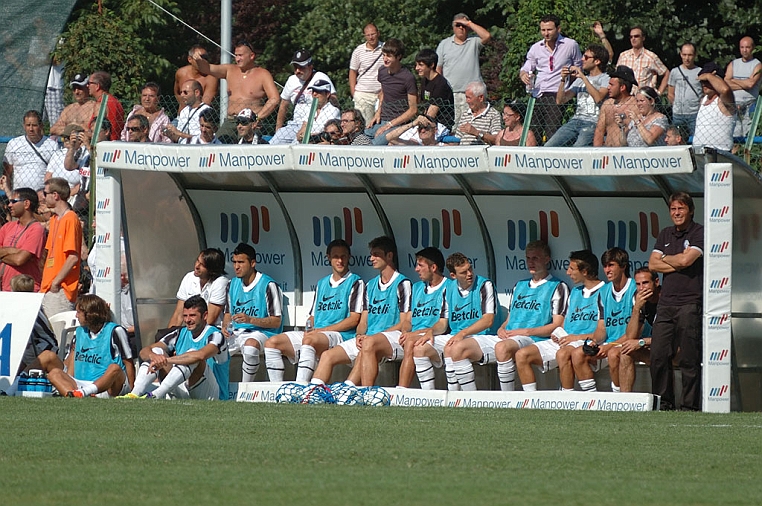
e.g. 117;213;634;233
394;155;410;169
592;155;609;170
199;153;216;168
709;385;729;397
220;206;270;244
506;211;559;250
299;152;316;165
710;206;730;218
710;241;730;253
709;277;730;290
708;314;729;326
102;150;122;163
410;209;462;249
709;349;729;361
710;170;730;182
96;198;111;211
313;207;364;247
494;153;511;167
607;212;659;252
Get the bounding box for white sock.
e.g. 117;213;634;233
497;359;516;391
523;382;537;392
295;345;317;384
241;345;260;382
453;358;477;391
131;362;157;395
310;378;324;385
81;383;99;396
444;357;460;391
344;380;356;387
579;378;597;392
561;387;574;392
152;364;193;398
414;357;436;390
264;348;284;382
611;382;621;393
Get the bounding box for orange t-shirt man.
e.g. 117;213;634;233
41;209;82;302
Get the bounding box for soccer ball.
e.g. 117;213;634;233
276;383;305;404
330;383;363;406
300;383;334;404
361;386;391;406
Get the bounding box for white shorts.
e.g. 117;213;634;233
282;330;345;364
178;365;220;401
469;334;534;364
337;338;360;364
378;331;404;362
74;377;129;399
229;329;268;354
419;334;454;368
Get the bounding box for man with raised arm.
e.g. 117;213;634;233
311;236;410;386
412;252;495;390
448;240;568;391
174;44;219;112
222;243;282;383
192;40;279;141
265;239;363;384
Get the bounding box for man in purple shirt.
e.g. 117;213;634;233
519;14;582;143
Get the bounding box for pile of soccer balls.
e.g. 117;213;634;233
275;382;391;406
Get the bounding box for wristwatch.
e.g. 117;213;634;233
638;338;646;348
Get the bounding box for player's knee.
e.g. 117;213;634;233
264;335;283;349
244;338;260;350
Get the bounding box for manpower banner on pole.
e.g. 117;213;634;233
93;166;122;322
703;163;733;413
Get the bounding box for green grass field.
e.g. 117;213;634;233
1;398;761;505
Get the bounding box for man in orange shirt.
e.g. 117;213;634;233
40;177;82;318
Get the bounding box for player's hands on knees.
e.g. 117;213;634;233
356;334;365;349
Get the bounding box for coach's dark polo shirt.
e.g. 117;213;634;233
652;220;704;305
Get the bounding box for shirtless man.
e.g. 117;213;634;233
192;40;280;141
174;45;219;113
594;65;639;147
50;73;96;136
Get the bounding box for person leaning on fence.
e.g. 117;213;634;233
415;48;455;132
2;110;58;194
340;109;373;146
454;81;502;145
545;44;609;147
121;82;171;143
366;39;419;146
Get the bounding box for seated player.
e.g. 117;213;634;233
222;243;283;383
516;250;604;391
35;294;135;398
123;295;229;400
412;252;496;390
10;274;58;378
310;236;410;386
357;247;447;387
608;267;660;392
564;247;636;392
168;248;229;327
265;239;363;384
448;240;569;391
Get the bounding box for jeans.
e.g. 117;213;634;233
544;118;596;147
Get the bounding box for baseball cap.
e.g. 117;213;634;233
70;73;88;87
698;61;725;79
291;49;312;66
609;65;637;87
308;79;332;93
236;108;257;122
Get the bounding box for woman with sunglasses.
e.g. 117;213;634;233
623;86;668;146
495;101;537;146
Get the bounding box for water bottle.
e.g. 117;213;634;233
252;132;259;145
17;372;29;393
226;319;235;336
525;72;535;94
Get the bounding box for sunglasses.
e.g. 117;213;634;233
418;125;433;131
126;126;143;132
7;198;23;204
43;190;57;196
326;130;341;136
236;119;253;125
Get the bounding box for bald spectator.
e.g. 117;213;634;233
50;73;97;137
2;110;58;193
87;71;125;141
349;23;384;126
174;44;219;112
454;81;501;145
436;13;491;128
725;36;762;138
121;82;171;143
193;40;280;142
616;26;669;92
164;80;211;144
